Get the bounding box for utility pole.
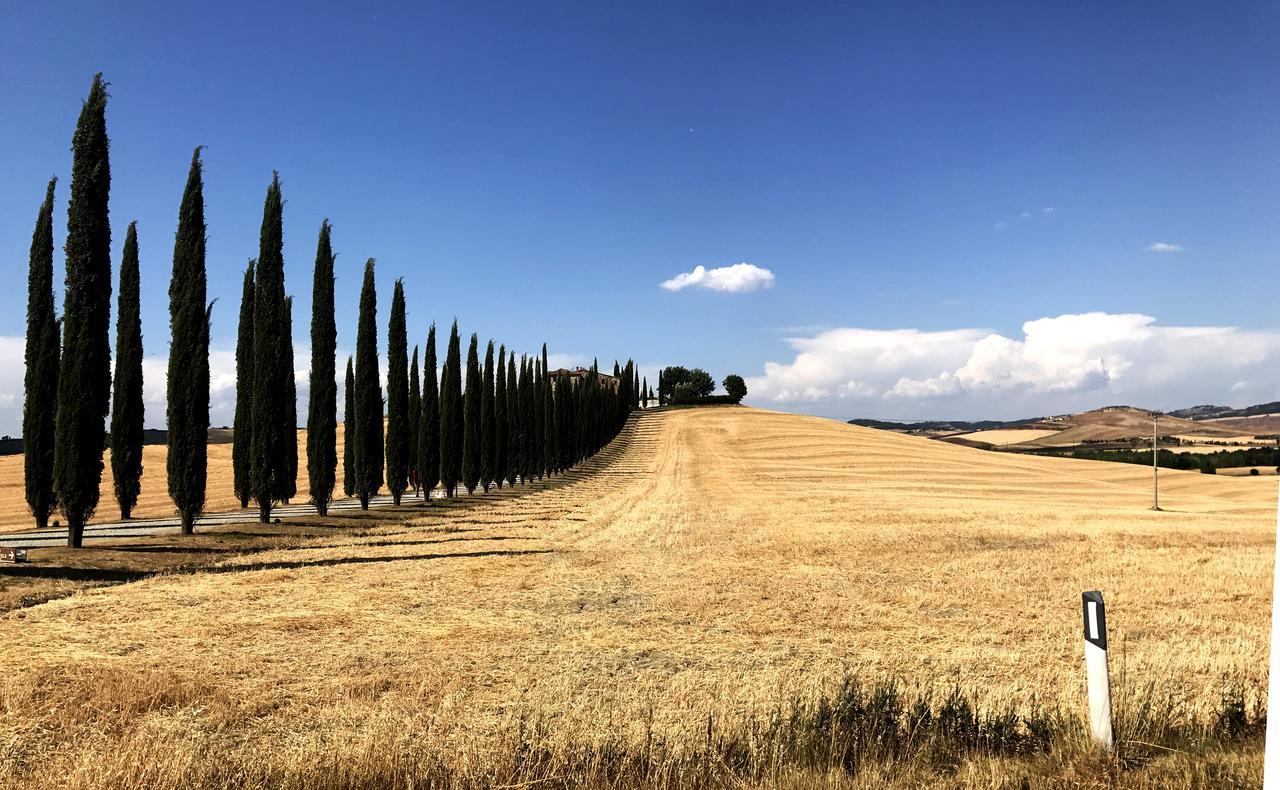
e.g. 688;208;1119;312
1152;411;1162;511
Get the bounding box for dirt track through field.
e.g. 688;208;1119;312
0;406;1273;787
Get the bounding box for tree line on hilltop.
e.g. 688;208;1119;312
21;74;641;547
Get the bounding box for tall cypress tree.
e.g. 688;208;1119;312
281;296;297;503
641;376;649;408
110;221;144;519
418;324;440;500
531;357;543;481
506;353;520;485
233;261;255;508
167;149;211;534
439;321;463;497
24;178;59;530
343;356;355;498
408;345;421;497
250;173;288;524
541;344;554;477
306;221;337;515
462;333;481;494
55;74;112;548
353;259;383;508
519;357;534;484
385;279;409;505
494;345;508;489
480;340;496;492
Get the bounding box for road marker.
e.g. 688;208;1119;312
1082;590;1113;749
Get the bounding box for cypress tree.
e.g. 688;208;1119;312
641;376;648;408
541;344;554;476
385;279;409;505
480;340;495;492
506;353;520;485
55;74;113;548
462;334;481;494
353;259;383;508
519;357;534;483
250;173;288;524
24;178;59;530
110;221;143;519
408;345;421;497
633;367;640;410
439;321;462;497
531;358;543;480
306;221;337;515
494;345;508;489
658;369;664;406
343;356;355;498
233;262;255;508
282;296;297;503
418;324;440;500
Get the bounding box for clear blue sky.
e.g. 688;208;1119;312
2;1;1277;431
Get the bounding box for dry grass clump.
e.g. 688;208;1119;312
0;407;1272;787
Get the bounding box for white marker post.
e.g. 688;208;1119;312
1082;590;1114;749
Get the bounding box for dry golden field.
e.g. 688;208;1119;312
951;428;1061;446
0;406;1273;787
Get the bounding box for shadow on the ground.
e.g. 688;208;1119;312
205;548;554;574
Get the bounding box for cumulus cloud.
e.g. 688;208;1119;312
746;313;1280;419
660;262;775;293
1147;242;1183;253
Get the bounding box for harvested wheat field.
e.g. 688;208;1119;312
0;406;1273;788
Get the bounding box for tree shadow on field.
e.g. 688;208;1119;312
0;565;153;583
204;548;554;575
343;534;531;550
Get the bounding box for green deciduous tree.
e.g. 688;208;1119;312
24;178;59;529
418;324;440;500
55;74;113;548
110;221;143;519
306;221;337;515
233;261;255;508
353;259;383;508
723;374;747;403
385;279;409;504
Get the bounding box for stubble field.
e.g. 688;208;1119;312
0;406;1273;788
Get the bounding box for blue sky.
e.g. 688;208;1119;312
1;1;1277;432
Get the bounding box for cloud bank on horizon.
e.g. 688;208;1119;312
661;262;775;293
746;312;1280;420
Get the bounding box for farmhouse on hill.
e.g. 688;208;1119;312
547;367;620;391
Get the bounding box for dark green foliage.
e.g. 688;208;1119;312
166;148;211;533
633;368;640;410
480;340;496;491
439;321;463;497
556;367;575;470
723;374;747;403
542;345;555;476
657;369;664;406
661;366;715;400
353;259;383;508
518;357;534;483
1068;445;1280;474
110;221;144;519
669;394;742;406
250;173;289;524
385;279;409;504
408;346;421;496
232;262;255;508
55;74;113;547
282;297;297;503
462;334;481;494
343;357;355;497
494;345;508;488
24;178;59;529
641;377;649;407
306;221;337;515
531;357;543;480
417;325;440;499
505;352;519;486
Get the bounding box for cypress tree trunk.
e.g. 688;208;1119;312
353;260;384;509
110;221;144;520
55;74;112;549
439;321;462;497
506;354;520;486
306;221;337;516
282;296;297;504
343;357;355;498
480;340;495;492
542;344;554;476
417;325;440;501
251;174;288;525
385;279;409;505
24;178;59;530
408;346;421;497
494;345;508;489
233;262;255;508
167;149;211;536
462;334;481;494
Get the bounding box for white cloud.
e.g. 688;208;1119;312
1020;211;1031;219
746;313;1280;419
1042;207;1055;215
1147;242;1183;253
660;262;775;293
